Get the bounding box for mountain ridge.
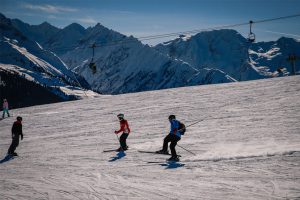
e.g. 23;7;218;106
0;14;96;103
2;13;300;96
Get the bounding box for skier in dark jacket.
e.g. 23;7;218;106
7;116;23;156
156;115;182;161
114;114;131;151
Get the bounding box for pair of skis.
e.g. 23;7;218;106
138;150;181;157
103;149;181;162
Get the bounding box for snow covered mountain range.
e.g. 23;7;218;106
0;13;95;103
52;22;235;94
61;25;236;94
1;13;300;96
1;14;237;95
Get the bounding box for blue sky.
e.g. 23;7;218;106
1;0;300;44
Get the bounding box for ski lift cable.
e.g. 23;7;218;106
18;13;300;54
121;13;300;40
90;13;300;48
253;13;300;24
17;13;295;55
89;22;248;47
28;13;300;54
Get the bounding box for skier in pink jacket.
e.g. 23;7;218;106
2;99;10;119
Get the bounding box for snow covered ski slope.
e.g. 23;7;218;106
0;76;300;200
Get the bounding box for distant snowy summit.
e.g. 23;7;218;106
155;29;300;81
1;13;300;96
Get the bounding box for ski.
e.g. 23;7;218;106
146;157;195;164
138;150;170;155
147;161;167;164
103;149;119;153
147;160;183;164
138;150;181;157
103;148;129;153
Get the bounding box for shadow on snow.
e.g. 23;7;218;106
109;151;126;162
160;161;185;169
0;155;14;164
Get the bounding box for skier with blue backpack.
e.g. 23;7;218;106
156;115;185;161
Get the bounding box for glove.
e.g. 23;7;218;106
21;135;23;140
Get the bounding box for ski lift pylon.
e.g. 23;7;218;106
248;20;255;43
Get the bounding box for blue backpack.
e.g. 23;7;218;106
178;121;186;135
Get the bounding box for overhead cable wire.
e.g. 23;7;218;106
82;13;300;49
253;13;300;24
5;13;300;54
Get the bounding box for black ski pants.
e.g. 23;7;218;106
162;134;181;157
120;133;129;149
8;137;19;154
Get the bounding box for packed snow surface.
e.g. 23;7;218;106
1;76;300;200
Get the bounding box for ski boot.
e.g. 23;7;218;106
156;149;169;155
116;147;123;152
7;152;18;157
168;155;180;162
122;146;128;151
117;146;129;151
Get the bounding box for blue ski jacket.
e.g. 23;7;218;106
169;119;181;138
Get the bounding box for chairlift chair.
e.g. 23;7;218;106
248;20;256;43
89;43;97;74
89;61;96;74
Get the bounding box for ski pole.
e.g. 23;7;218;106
177;118;207;155
185;118;207;128
177;144;196;156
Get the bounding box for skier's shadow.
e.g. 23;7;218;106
109;151;126;162
0;155;14;164
160;161;185;169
